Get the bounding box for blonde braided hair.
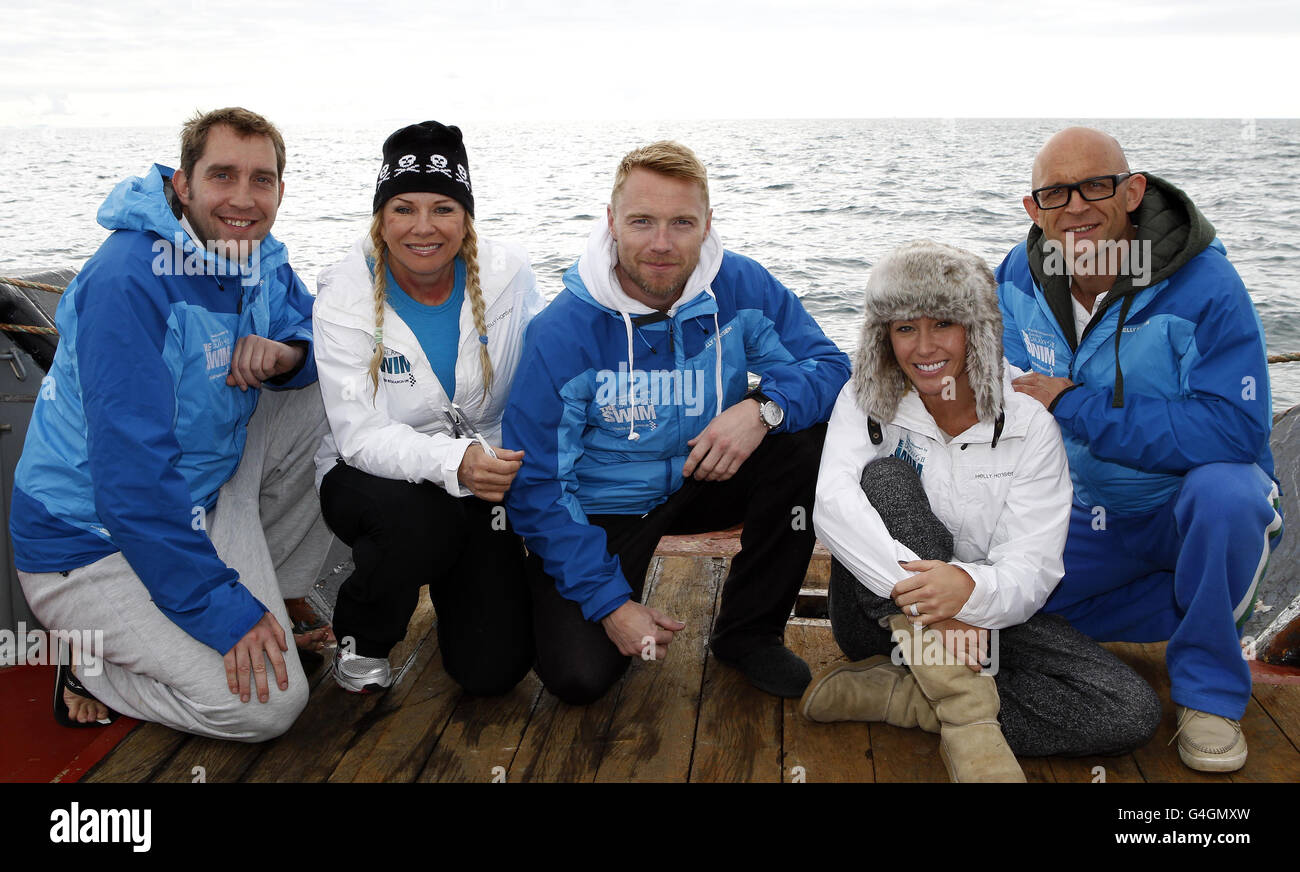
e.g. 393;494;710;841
365;209;494;401
365;211;389;400
460;216;494;400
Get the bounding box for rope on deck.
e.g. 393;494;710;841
1;277;65;294
0;322;58;335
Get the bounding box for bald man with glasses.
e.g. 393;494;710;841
995;126;1280;773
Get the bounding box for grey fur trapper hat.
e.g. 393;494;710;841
853;240;1004;424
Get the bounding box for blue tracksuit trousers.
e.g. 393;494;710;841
1043;462;1282;720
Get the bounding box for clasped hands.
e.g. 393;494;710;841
891;559;988;672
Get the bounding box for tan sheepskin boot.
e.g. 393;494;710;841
799;655;939;732
888;614;1026;783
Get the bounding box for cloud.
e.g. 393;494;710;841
1;0;1297;126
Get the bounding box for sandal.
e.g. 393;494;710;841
54;652;120;728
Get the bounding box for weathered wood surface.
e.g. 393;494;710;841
84;553;1300;783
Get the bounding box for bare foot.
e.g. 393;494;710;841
65;664;110;724
285;597;336;651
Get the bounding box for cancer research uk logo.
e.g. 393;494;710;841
594;364;708;424
151;233;264;285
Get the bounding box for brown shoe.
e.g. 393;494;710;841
888;615;1025;783
800;655;938;731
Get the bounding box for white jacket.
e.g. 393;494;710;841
312;234;545;494
813;366;1072;630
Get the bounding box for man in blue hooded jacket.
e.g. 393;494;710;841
11;108;331;740
997;127;1281;772
503;141;850;704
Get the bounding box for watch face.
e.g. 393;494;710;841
761;401;784;428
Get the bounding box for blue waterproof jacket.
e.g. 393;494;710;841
996;175;1274;516
11;164;317;654
503;221;849;621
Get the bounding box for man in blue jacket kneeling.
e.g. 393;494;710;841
504;141;850;704
998;127;1281;772
12;108;332;741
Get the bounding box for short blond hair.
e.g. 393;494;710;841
611;141;709;209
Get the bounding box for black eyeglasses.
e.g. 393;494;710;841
1030;173;1136;210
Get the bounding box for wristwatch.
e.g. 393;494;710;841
747;389;785;431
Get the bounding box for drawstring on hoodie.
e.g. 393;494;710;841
1110;295;1135;408
618;307;724;442
577;216;728;443
619;311;641;440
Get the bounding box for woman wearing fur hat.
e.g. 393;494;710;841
804;240;1160;781
312;121;545;695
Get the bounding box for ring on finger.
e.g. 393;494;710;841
909;602;920;617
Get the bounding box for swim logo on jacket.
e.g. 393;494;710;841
593;363;708;418
380;349;417;386
1020;328;1058;373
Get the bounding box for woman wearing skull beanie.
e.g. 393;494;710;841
312;121;545;695
805;240;1161;781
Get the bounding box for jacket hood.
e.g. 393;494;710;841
314;236;377;331
96;163;288;281
853;240;1004;425
1025;173;1216;346
572;216;724;316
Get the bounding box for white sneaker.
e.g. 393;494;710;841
332;649;391;694
1172;706;1247;772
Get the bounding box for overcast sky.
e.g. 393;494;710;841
3;0;1298;126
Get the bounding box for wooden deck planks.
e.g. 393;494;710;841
1252;681;1300;756
83;722;187;783
780;620;876;782
507;682;621;782
80;552;1300;784
418;673;544;783
151;736;265;784
1230;693;1300;782
689;657;782;782
326;639;461;783
148;658;335;784
1046;752;1145;784
242;597;438;783
594;556;722;782
684;554;784;783
506;558;681;783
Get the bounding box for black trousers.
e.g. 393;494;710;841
320;461;533;697
529;424;827;705
828;457;1162;757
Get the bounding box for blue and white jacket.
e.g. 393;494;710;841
996;175;1274;516
503;218;850;621
11;164;317;654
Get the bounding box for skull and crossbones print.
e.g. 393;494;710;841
392;154;420;177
